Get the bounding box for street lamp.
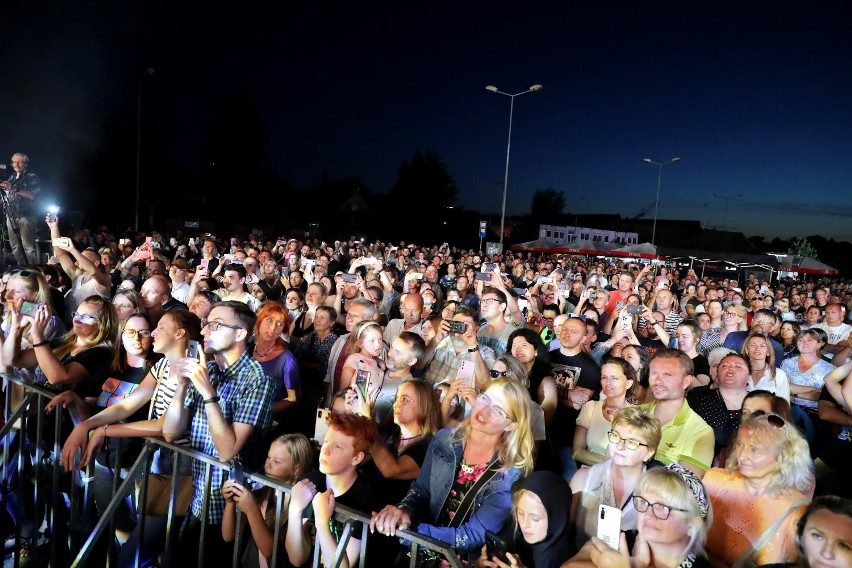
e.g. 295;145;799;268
642;156;681;246
135;67;155;232
712;192;744;229
486;84;543;247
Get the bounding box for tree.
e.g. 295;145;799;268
390;150;457;212
530;188;565;221
788;236;818;260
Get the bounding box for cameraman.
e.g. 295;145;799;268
1;152;41;265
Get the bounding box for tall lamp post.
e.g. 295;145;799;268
135;68;155;232
486;84;543;247
712;192;743;230
642;156;681;246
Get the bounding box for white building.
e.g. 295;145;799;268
539;224;639;245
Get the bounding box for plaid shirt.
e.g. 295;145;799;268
185;351;274;523
424;337;496;386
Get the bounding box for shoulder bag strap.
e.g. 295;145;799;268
733;497;809;565
448;460;502;529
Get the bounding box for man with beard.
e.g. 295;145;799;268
642;349;714;477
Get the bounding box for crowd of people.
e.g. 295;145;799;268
1;213;851;568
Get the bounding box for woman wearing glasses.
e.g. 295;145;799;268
3;294;116;394
569;406;661;550
698;302;747;356
702;413;813;567
112;287;148;330
566;463;713;568
371;378;535;565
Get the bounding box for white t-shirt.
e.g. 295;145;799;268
817;322;852;345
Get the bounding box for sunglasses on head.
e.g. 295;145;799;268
747;410;786;428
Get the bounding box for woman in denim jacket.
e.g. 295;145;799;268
371;378;536;562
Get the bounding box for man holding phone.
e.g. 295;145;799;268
162;301;274;564
421;305;495;390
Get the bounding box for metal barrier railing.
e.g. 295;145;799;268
2;375;464;568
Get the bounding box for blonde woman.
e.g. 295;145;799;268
371;378;536;565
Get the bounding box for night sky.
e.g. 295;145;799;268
2;1;851;241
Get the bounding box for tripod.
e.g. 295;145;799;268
0;188;30;269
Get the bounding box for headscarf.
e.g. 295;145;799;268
512;471;574;568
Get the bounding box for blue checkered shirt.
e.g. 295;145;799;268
184;351;274;523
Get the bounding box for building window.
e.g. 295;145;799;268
546;230;551;238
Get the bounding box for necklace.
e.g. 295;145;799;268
254;343;277;357
399;434;422;442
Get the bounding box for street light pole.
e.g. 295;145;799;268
712;192;744;229
643;156;681;246
135;68;155;232
486;84;542;247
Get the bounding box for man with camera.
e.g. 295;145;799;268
421;305;495;389
1;152;41;265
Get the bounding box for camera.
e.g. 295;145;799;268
448;321;467;334
588;291;597;299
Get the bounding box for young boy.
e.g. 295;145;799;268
286;412;378;567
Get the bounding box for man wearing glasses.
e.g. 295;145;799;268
476;285;522;358
163;300;274;564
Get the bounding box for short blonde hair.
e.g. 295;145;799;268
611;406;662;454
637;467;712;554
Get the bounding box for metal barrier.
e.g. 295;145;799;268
2;375;464;568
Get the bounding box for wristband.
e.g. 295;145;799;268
467;345;479;353
203;396;220;405
32;340;50;348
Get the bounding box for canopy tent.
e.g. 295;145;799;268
509;237;566;252
510;237;620;255
775;255;839;276
610;242;659;259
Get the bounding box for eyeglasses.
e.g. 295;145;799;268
123;328;152;339
392;394;414;405
201;319;243;332
72;311;99;324
723;311;739;317
476;393;512;422
608;430;649;451
481;298;501;306
489;369;508;379
747;410;786;428
632;495;687;520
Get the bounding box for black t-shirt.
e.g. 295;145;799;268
548;350;601;446
360;435;432;507
686;386;740;457
692;354;710;379
304;470;378;543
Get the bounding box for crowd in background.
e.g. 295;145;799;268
1;217;851;568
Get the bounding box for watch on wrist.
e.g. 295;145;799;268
203;395;220;405
467;345;479;353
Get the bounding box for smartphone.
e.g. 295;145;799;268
457;360;475;386
474;273;491;282
52;237;72;249
229;461;246;484
313;408;332;442
145;236;153;246
539;276;553;284
483;263;496;272
20;300;41;317
448;320;467;334
616;301;624;309
517;299;529;312
187;340;201;360
588;290;597;299
597;504;622;549
512;288;527;296
355;369;370;397
340;273;358;283
626;305;643;315
408;272;424;280
485;530;510;564
199;258;209;271
119;238;130;247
